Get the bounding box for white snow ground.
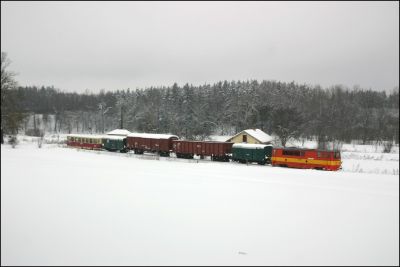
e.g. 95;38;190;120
1;140;399;266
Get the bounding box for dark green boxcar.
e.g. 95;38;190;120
232;144;273;165
102;136;127;152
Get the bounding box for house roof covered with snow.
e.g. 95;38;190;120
107;129;131;136
226;129;273;144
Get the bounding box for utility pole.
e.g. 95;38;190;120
98;102;111;133
120;106;123;129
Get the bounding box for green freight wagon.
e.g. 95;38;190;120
232;143;273;165
102;136;127;152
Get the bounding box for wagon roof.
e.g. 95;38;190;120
107;129;131;136
104;135;126;140
274;147;340;152
66;134;107;139
173;140;232;144
127;133;179;139
233;143;272;149
226;129;273;143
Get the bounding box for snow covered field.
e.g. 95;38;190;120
1;139;399;265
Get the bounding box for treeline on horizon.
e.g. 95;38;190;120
3;80;399;147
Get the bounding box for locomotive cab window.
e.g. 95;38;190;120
317;152;330;158
283;150;301;156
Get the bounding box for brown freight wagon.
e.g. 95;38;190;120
172;140;233;161
126;133;179;156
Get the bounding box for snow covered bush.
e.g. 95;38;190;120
25;128;44;137
383;141;393;153
8;135;18;148
37;136;44;148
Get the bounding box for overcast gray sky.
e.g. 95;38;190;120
1;1;399;92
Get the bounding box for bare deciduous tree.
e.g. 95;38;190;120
1;52;22;143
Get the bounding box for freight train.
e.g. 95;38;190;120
66;133;342;171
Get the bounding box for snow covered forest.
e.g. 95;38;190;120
2;81;399;147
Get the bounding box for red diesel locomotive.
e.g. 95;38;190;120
271;147;341;171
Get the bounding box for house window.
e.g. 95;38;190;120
242;135;247;142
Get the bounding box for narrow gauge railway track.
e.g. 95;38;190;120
62;145;286;168
62;145;358;173
63;145;221;165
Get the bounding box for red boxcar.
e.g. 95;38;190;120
172;140;233;161
66;134;104;150
271;147;342;171
126;133;179;156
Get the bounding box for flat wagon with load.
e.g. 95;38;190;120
102;135;127;152
172;140;233;161
126;133;178;156
231;143;273;165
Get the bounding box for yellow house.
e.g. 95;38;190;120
226;129;273;144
